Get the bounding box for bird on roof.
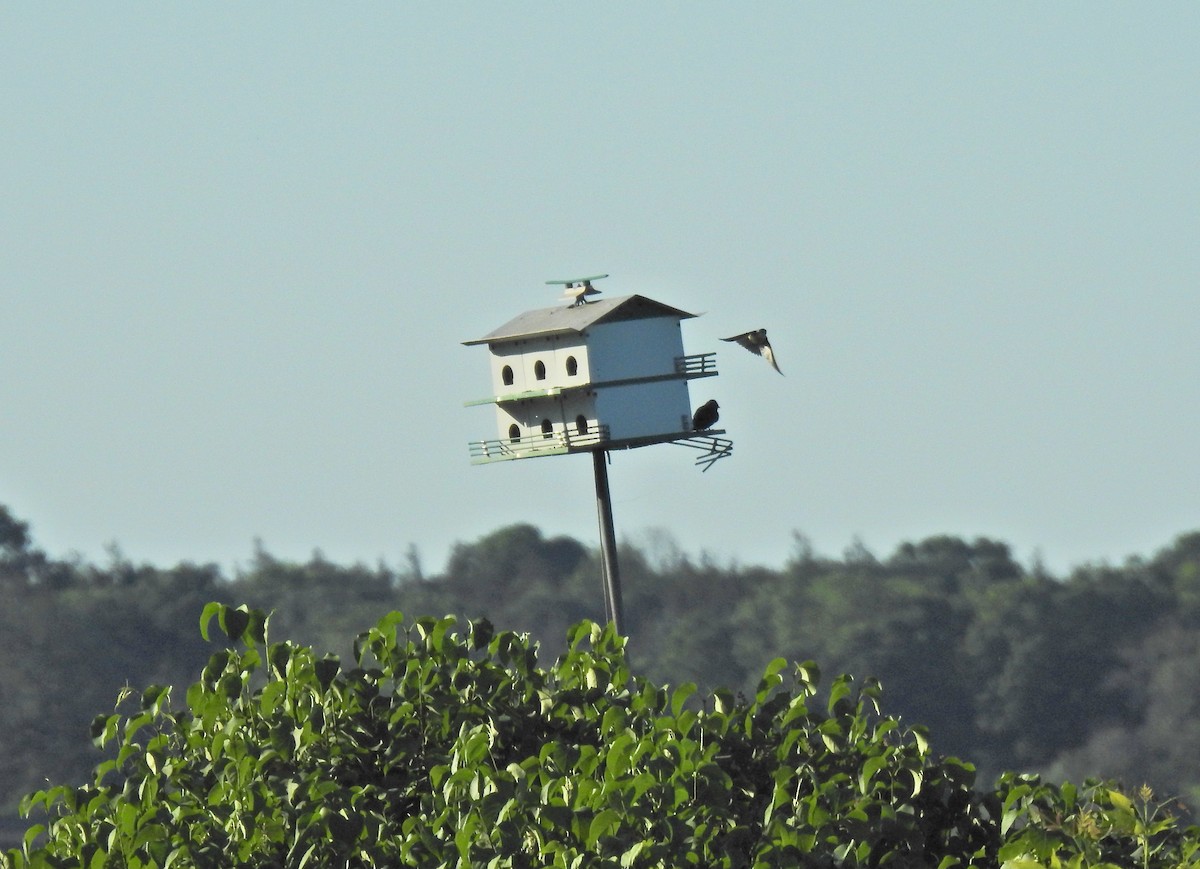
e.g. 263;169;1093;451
692;399;720;431
546;274;608;307
561;281;602;306
722;329;783;375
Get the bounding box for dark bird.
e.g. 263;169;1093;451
692;399;720;431
722;329;783;374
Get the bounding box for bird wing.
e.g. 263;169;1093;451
761;342;783;375
721;332;761;354
723;330;783;374
561;286;600;303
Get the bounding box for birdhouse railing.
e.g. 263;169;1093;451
469;424;611;463
675;352;718;378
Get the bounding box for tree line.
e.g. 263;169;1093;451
3;503;1200;839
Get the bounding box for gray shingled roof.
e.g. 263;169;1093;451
462;294;698;346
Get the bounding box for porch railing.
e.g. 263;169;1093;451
469;424;611;462
675;352;718;378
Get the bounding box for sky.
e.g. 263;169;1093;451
2;4;1198;579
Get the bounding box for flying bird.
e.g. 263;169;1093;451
691;399;720;431
722;329;783;375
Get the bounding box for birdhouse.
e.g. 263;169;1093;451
464;293;724;463
464;278;734;635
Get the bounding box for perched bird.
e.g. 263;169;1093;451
561;281;602;306
547;274;608;306
692;399;720;431
722;329;783;375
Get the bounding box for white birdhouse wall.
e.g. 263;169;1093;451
487;337;590;396
492;394;599;443
490;384;689;444
558;392;600;437
488;345;528;393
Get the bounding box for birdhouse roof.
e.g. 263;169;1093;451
463;294;698;346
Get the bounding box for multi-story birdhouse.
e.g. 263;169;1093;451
464;293;720;463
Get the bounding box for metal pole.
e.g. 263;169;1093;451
592;449;625;635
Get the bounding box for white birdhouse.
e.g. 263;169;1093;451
464;294;722;463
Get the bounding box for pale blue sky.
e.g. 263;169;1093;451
3;5;1197;577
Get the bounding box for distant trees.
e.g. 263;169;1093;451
0;506;30;553
0;506;45;588
4;502;1200;843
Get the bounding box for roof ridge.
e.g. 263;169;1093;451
463;294;697;346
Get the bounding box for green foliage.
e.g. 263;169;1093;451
8;606;1200;868
996;779;1200;869
8;505;1200;854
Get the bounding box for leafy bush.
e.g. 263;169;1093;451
6;605;1200;868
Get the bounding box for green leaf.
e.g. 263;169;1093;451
269;642;292;678
993;782;1032;840
567;620;595;649
756;657;788;701
91;713;120;747
588;809;621;847
23;823;46;851
909;768;924;798
245;609;268;644
260;680;286;716
1105;788;1133;813
620;841;648;868
859;754;887;794
220;606;250;642
795;660;821;693
219;673;243;699
604;733;635;779
912;725;930;756
199;601;223;642
455;813;478;862
997;857;1042;869
826;676;852;715
471;618;495;650
671;683;696;717
314;656;340;689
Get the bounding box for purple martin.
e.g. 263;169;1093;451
691;399;720;431
722;329;783;375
